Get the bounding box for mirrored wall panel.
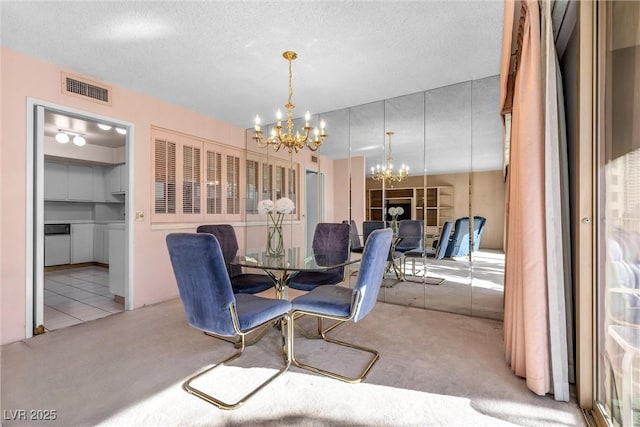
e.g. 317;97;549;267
247;75;505;320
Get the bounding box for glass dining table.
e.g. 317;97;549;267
229;247;360;299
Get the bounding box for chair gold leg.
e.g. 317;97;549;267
184;316;291;410
291;315;379;384
204;321;272;348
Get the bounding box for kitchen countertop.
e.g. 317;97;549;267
44;220;125;225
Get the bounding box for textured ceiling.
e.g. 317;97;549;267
1;0;505;172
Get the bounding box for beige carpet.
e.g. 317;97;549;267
1;297;585;426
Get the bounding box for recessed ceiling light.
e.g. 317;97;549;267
55;131;70;144
73;135;86;146
97;123;112;130
115;127;127;135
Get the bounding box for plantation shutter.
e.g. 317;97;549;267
182;145;201;214
226;154;240;215
154;137;176;214
246;159;259;214
206;149;222;215
262;162;272;201
275;165;285;199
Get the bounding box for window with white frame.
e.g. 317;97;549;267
152;127;243;223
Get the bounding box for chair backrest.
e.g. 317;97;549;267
396;220;423;251
166;233;237;336
472;216;487;251
342;220;363;250
312;223;351;275
435;221;453;259
196;224;241;277
444;217;471;258
352;228;393;322
362;221;386;244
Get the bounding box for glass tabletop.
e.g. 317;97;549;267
229;247;358;272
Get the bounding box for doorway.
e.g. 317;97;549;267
27;99;134;337
305;169;325;249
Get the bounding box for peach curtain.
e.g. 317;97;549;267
500;0;551;396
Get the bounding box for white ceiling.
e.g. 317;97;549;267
1;1;505;172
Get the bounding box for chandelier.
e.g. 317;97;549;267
253;51;327;153
371;131;409;182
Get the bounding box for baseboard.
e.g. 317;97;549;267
44;261;109;272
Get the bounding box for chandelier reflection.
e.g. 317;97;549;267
371;131;409;182
253;51;327;153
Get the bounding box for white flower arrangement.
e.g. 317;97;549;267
259;197;295;256
388;206;404;219
258;197;295;227
257;199;274;215
274;197;295;214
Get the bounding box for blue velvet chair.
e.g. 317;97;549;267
403;221;452;277
443;217;472;258
395;220;423;253
290;228;393;383
472;216;487;251
342;220;364;253
288;223;351;292
361;220;402;279
362;220;386;245
166;233;292;410
196;224;275;294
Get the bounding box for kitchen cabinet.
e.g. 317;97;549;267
108;224;125;299
93;224;109;264
44;234;71;266
67;164;94;201
92;166;107;202
71;223;94;264
108;164;127;194
45;160;109;202
44;161;68;200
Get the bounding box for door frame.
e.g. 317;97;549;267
25;97;135;338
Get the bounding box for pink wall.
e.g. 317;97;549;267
0;48;337;344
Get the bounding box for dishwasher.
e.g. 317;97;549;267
44;223;71;266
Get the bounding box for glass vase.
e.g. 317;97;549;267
267;225;284;257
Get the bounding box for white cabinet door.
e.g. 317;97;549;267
92;166;107;202
44;161;68;200
71;223;94;264
44;234;71;266
108;165;125;193
93;224;105;263
119;163;128;192
68;165;94;201
108;225;125;298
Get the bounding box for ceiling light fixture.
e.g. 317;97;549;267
73;135;86;146
97;123;112;130
253;51;327;153
55;130;70;144
115;127;127;135
371;131;409;182
55;129;87;146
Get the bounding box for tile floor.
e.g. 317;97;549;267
44;265;123;331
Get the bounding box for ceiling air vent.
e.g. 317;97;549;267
61;73;111;105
